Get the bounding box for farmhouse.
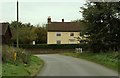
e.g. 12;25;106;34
0;23;12;44
47;17;82;44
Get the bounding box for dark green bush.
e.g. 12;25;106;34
10;43;89;51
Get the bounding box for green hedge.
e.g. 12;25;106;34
10;44;89;50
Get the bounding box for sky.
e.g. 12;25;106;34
0;0;86;25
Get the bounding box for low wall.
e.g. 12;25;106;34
25;49;75;54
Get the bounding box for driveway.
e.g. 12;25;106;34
36;54;118;76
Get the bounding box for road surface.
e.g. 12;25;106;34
36;54;118;76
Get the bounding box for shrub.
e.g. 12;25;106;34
2;45;31;65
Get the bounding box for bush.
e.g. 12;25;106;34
2;45;31;64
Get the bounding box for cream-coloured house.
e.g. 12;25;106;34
47;17;82;44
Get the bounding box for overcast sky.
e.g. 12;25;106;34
0;0;86;25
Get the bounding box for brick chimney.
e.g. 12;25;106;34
48;16;51;24
62;19;64;22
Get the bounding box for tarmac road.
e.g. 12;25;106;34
36;54;118;76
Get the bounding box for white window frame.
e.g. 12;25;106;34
56;40;61;44
70;32;74;36
56;32;61;36
69;39;75;42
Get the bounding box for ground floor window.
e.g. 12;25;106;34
56;40;61;44
69;39;75;42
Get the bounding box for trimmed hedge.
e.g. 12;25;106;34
10;44;89;50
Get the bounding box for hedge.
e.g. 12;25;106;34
10;44;89;50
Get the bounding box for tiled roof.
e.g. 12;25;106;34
47;22;82;32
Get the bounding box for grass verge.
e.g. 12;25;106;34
2;55;44;77
62;52;119;72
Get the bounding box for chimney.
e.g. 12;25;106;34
48;16;51;24
62;19;64;22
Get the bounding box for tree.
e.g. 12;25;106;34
9;21;37;44
80;2;120;52
34;24;47;44
18;27;37;44
9;21;47;44
72;19;89;43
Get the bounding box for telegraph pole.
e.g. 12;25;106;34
17;0;19;48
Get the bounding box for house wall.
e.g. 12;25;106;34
47;32;80;44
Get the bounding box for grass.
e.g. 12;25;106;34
0;63;1;78
1;45;44;77
62;51;119;71
2;55;44;77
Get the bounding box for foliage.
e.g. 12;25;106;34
2;45;44;76
34;24;47;44
2;45;31;64
9;21;47;44
72;19;89;43
80;2;120;52
63;51;119;71
13;44;89;50
2;55;44;77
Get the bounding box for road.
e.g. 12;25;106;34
36;54;118;76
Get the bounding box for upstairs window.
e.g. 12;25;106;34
56;32;61;36
70;33;74;36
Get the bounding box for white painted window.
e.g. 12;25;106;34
70;32;74;36
56;32;61;36
56;40;61;44
69;39;75;42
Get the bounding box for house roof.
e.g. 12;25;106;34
0;23;12;36
47;22;83;32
